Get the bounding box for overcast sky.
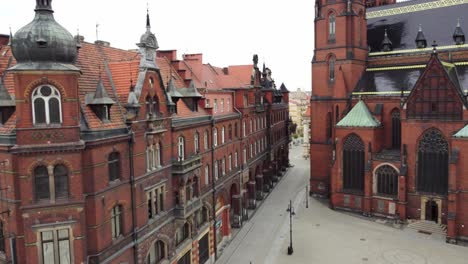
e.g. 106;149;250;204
1;0;315;91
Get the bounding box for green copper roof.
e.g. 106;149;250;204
337;101;381;128
454;124;468;138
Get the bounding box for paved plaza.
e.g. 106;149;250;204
216;143;468;264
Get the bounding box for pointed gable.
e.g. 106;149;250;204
405;52;467;120
337;100;380;128
454;124;468;138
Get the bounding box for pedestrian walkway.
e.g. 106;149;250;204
215;144;468;264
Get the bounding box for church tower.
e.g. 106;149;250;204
310;0;369;196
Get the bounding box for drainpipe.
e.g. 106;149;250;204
128;128;139;264
210;117;218;260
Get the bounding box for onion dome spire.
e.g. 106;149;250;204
381;29;393;52
35;0;53;12
453;18;465;45
415;24;427;49
11;0;78;68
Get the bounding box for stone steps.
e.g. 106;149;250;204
406;220;447;235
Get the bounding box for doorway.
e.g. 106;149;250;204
425;200;438;223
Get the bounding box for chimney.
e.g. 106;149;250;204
95;40;110;47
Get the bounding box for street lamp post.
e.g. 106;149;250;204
286;200;295;255
306;185;309;208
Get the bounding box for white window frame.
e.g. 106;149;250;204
214;99;218;113
32;85;63;125
147;185;165;220
243;121;246;137
194;132;199;153
221;99;224;112
178;137;185;161
228;154;232;171
221;127;225;144
213;128;218;147
234;152;238;168
204;131;209;150
214;161;219;181
222;158;226;176
243;148;247;164
38;227;73;264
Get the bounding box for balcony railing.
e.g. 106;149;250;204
255;104;265;112
172;153;202;175
174;197;202;219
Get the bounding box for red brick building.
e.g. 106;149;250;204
0;1;290;263
310;0;468;243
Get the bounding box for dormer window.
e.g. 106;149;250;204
86;78;115;122
32;85;62;125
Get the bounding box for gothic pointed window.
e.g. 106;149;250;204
328;57;335;82
32;85;62;125
146;240;166;264
391;109;401;149
342;134;365;192
204;130;209;150
329;13;336;41
221;127;225;144
375;165;398;196
417;129;448;194
155;143;161;167
145;96;152;118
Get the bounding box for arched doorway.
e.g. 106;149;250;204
230;183;241;228
425;200;438;223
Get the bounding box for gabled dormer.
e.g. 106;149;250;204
85;77;115;122
0;78;15;125
179;80;202;112
405;49;467;120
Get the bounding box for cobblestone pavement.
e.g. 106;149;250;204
216;143;468;264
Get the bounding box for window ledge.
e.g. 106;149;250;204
373;195;398;201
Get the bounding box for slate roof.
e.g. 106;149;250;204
367;0;468;53
337;100;381;128
353;62;468;96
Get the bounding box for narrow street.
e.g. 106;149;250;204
216;143;468;264
216;143;310;264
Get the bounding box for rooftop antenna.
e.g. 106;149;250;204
7;26;12;46
96;23;100;41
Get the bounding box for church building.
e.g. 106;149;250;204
310;0;468;243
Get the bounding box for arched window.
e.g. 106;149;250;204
32;85;62;125
328;56;335;81
417;129;448;194
391;109;401;149
205;165;210;185
111;205;123;239
35;166;50;200
335;105;340;124
146;145;154;172
250;119;253;133
152;96;160;116
343;134;365;192
146;240;166;264
155;143;161;167
329;13;336;40
326;112;332;142
228;124;232;140
204;130;209;150
375;165;398;196
243;121;246;137
145;95;152;118
194;132;200;153
178;137;185;161
234;123;238;138
221;127;225;144
53;164;68;199
213;128;218;147
214;161;219;181
108;152;120;182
